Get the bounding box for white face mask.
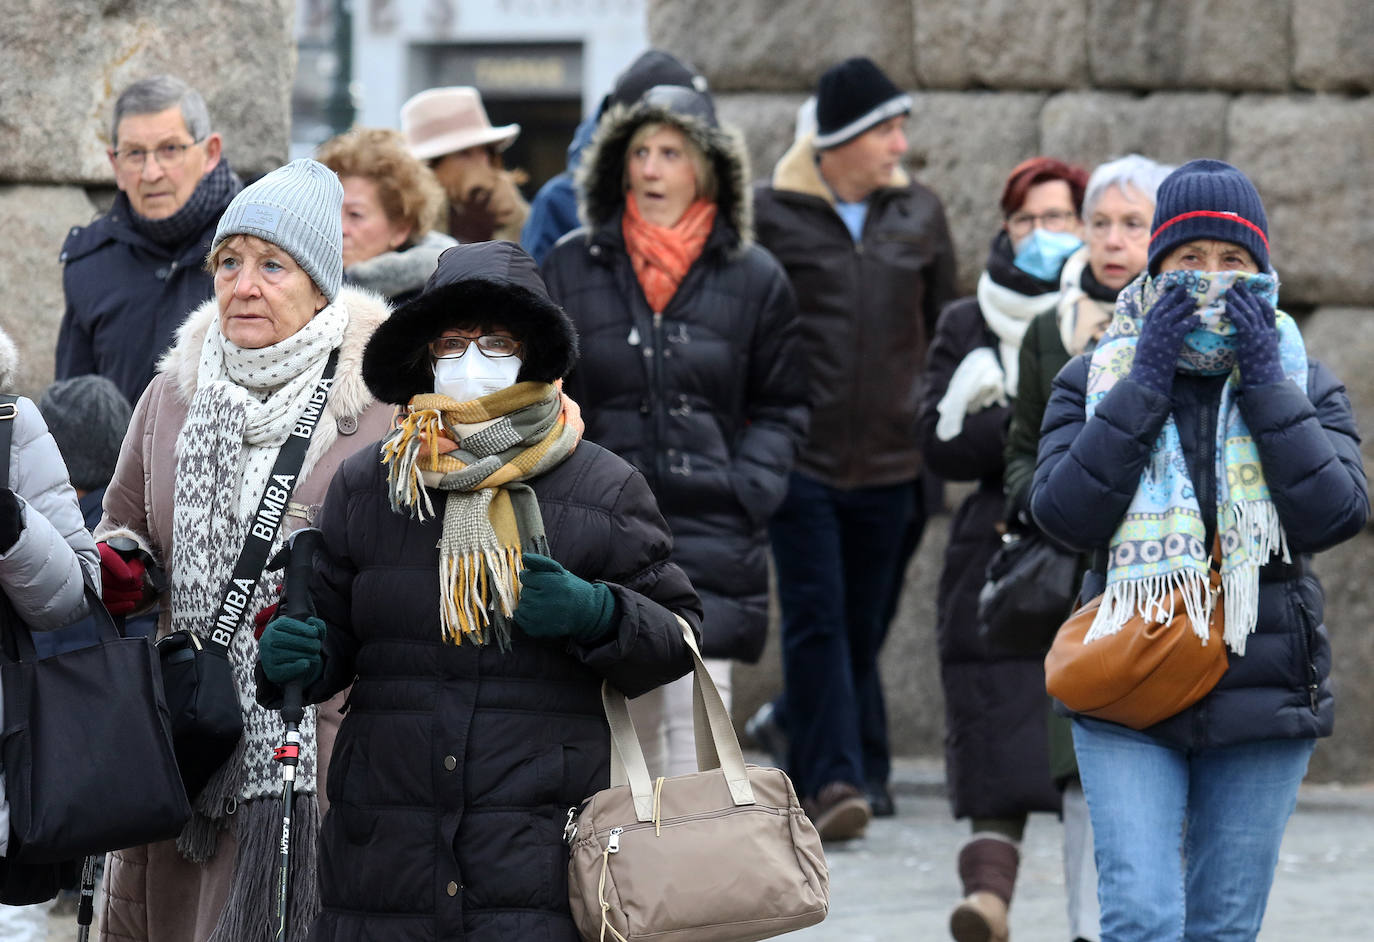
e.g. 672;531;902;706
432;347;523;402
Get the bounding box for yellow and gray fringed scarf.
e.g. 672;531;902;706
382;382;578;649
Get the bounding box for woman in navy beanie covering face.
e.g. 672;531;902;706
1029;158;1368;942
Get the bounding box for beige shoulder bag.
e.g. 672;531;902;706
566;617;830;941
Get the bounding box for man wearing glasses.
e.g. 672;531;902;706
57;74;242;405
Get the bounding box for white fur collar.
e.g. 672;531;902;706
158;285;391;423
0;325;16;391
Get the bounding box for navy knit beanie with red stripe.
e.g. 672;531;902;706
1147;158;1270;274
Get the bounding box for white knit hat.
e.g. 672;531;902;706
212;158;344;301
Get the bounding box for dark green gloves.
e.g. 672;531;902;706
258;615;325;687
514;552;617;643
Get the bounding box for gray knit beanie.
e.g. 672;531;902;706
38;375;133;493
212;158;344;301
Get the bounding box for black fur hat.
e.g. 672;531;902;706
362;241;578;405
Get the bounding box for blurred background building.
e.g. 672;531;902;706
291;0;648;192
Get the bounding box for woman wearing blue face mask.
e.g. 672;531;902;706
915;155;1088;942
1030;159;1368;941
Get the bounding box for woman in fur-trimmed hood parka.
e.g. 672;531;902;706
94;159;395;942
542;86;809;778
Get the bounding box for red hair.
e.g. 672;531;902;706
1000;157;1089;217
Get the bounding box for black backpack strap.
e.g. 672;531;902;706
0;394;17;490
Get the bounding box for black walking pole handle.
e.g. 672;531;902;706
276;526;323;726
271;526;322;941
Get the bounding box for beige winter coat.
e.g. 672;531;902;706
95;286;394;942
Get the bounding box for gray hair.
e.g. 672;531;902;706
111;75;211;146
1083;154;1175;217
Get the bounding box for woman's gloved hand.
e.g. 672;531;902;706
1227;281;1285;388
258;615;325;687
98;541;149;615
0;488;23;554
1129;285;1199;395
514;552;616;642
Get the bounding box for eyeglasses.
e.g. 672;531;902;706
111;141;200;171
429;334;523;359
1088;216;1150;242
1006;209;1079;235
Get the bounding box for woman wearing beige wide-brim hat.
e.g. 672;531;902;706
401;86;530;243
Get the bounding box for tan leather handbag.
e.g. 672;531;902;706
566;618;829;942
1045;542;1229;730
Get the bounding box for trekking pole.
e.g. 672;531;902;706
75;854;96;941
270;526;323;942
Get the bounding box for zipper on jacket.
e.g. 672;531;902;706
651;310;667;488
1293;595;1320;713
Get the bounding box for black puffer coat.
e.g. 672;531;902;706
542;98;808;663
916;296;1060;820
275;241;703;941
1032;354;1368;748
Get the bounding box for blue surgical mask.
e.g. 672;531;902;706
1013;229;1084;283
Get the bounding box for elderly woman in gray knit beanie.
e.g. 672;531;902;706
94;158;395;942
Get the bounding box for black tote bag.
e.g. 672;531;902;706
0;586;191;864
977;527;1080;656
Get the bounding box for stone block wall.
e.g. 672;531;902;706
651;0;1374;782
0;0;294;397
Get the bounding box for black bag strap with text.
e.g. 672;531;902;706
204;351;338;655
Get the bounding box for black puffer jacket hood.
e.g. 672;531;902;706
362;240;579;404
576;98;752;246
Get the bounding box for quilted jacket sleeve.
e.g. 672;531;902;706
571;465;702;698
1;397;98;629
1236;361;1368;552
730;250;809;526
1029;356;1173;552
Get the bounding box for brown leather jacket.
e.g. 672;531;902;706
753;137;957;489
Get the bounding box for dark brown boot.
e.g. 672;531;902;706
949;836;1019;942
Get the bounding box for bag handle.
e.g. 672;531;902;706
602;615;755;822
1;584;127;665
0;394;17;490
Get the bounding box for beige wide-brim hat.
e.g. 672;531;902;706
401;86;520;161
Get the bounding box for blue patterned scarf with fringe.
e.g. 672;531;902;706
1085;269;1307;655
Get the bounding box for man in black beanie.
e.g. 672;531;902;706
752;56;957;841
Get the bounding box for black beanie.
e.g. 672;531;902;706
606;49;707;111
813;56;911;150
1147;159;1270;275
38;375;132;492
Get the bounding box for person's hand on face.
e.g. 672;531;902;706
1227;281;1285;388
214;235;327;349
1129;285;1200;395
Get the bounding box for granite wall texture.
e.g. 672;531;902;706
648;0;1374;783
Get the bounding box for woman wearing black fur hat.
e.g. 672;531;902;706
256;240;702;940
541;85;808;779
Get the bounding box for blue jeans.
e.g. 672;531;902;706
768;472;916;798
1072;717;1315;942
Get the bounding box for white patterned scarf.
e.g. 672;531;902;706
1085;269;1306;655
169;302;346;854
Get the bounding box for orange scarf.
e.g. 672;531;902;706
621;196;717;314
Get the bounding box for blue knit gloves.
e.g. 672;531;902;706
258;615;325;687
1129;286;1200;395
1228;281;1285;388
514;553;617;643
